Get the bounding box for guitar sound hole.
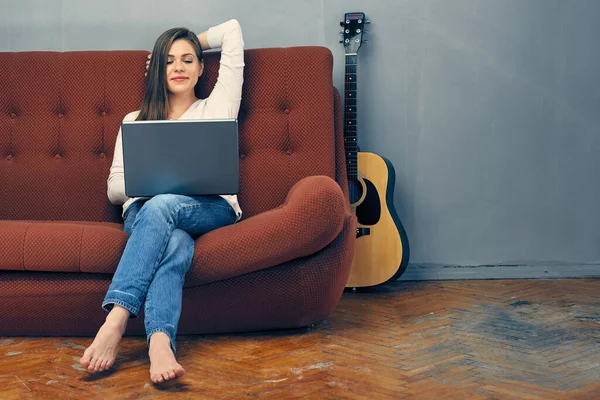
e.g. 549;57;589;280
349;180;363;204
356;178;381;226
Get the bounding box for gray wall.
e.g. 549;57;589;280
3;0;600;273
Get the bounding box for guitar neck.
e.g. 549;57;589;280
344;54;358;181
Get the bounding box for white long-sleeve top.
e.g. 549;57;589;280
107;19;244;221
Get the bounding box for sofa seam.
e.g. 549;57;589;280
21;223;31;271
300;258;307;326
102;52;107;155
283;48;291;189
78;225;85;272
50;53;64;219
57;52;63;155
8;53;15;154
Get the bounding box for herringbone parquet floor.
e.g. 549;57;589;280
1;279;599;399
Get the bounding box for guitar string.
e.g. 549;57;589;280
345;60;358;203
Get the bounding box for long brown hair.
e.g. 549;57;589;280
136;28;203;121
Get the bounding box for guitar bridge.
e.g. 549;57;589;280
356;227;370;238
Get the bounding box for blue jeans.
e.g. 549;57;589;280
102;194;237;352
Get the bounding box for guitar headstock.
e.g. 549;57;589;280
340;12;369;55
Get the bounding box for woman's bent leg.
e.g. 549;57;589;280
83;194;235;375
141;196;235;383
145;228;193;352
102;194;236;316
145;229;193;382
102;197;180;316
79;200;145;372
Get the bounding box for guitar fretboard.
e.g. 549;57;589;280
344;54;358;181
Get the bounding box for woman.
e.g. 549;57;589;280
79;19;244;384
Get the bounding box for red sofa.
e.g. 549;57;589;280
0;47;356;336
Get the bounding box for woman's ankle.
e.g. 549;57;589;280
105;305;130;330
149;332;171;349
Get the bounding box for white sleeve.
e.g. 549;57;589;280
204;19;245;118
107;112;139;205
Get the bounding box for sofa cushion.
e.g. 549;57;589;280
0;220;126;272
185;175;347;287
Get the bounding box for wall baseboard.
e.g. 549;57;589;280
397;262;600;281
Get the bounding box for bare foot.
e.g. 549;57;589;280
80;305;129;372
149;332;186;383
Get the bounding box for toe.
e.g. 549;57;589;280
80;356;90;368
162;372;170;382
167;370;176;380
87;357;98;371
98;360;107;372
80;349;92;367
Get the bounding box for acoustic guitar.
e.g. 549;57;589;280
340;12;410;288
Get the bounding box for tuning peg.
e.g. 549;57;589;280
339;40;343;43
339;31;344;35
365;20;371;24
363;40;368;43
340;21;345;27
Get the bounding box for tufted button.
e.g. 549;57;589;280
10;113;16;119
54;154;61;159
239;153;246;159
58;113;64;119
99;152;106;159
6;155;12;161
286;149;292;155
101;111;107;117
284;108;290;114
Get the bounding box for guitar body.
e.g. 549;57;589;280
340;12;410;288
346;152;410;288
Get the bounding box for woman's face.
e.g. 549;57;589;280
166;39;203;96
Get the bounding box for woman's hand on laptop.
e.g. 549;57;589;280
145;53;151;77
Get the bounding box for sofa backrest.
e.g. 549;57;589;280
0;47;345;222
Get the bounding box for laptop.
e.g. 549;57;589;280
121;119;239;197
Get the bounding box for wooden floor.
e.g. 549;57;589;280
1;279;600;399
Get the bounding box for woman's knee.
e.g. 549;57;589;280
146;194;182;211
168;228;194;249
135;194;181;224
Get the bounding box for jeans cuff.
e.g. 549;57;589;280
147;328;177;353
102;295;141;317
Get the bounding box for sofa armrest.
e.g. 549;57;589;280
185;175;348;286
